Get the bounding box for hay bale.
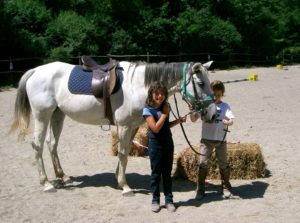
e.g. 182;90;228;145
111;123;150;156
111;130;119;156
173;143;266;181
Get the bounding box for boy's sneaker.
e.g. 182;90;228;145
195;190;205;200
151;202;160;213
166;203;176;212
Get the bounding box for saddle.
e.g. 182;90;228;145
81;55;119;125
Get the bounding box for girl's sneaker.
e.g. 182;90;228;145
151;202;160;213
166;203;176;212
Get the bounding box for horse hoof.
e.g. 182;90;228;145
43;183;56;192
122;189;134;197
52;179;65;189
62;175;72;184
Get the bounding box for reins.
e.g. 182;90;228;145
172;93;205;156
174;63;205;155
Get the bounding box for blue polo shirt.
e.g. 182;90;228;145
143;106;173;145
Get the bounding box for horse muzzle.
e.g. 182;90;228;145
187;95;216;122
200;102;217;122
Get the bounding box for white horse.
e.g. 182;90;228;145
10;60;213;195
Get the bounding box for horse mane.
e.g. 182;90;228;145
144;62;186;86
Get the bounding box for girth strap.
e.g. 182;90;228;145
93;67;117;125
81;56;118;125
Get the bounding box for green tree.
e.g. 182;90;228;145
1;0;299;65
135;2;177;55
0;1;14;59
45;11;98;61
176;7;241;54
110;29;140;54
3;0;51;57
86;0;115;54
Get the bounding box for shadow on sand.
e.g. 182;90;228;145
176;181;269;208
59;172;269;206
59;172;196;194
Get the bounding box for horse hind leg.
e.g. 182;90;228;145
46;108;71;186
32;113;56;192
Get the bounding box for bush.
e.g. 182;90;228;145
277;46;300;64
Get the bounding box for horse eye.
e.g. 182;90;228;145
195;80;204;86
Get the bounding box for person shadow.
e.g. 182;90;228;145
175;180;269;208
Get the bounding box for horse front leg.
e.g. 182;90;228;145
116;125;137;196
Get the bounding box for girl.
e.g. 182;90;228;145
143;82;186;213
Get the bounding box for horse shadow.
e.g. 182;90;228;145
59;172;196;194
62;173;149;193
175;180;269;208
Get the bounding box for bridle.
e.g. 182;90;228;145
180;63;214;112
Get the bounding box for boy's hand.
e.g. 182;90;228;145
223;119;233;126
188;104;194;111
162;103;171;115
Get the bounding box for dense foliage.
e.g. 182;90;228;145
1;0;299;63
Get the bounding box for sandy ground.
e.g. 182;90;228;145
1;65;300;223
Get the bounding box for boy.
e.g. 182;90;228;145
190;80;234;199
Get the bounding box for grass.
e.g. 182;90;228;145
0;85;14;92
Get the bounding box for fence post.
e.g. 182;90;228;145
9;57;13;71
228;53;232;68
9;57;13;84
147;52;149;63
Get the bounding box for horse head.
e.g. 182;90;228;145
182;61;216;122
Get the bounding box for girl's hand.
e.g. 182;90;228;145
162;103;171;115
169;115;187;128
179;115;187;123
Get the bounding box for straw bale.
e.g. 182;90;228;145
173;143;266;181
111;123;150;156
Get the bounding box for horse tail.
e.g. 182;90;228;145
9;69;35;140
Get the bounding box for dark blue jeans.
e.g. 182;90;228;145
149;139;174;204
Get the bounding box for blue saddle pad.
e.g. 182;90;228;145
68;66;93;95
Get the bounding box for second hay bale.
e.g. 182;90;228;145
173;143;266;182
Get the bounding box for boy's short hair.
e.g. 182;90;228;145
210;80;225;93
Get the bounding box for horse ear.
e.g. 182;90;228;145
192;63;202;73
203;61;213;70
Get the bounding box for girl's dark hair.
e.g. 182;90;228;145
145;82;168;106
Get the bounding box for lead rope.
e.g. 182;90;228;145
219;124;229;145
172;94;205;156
